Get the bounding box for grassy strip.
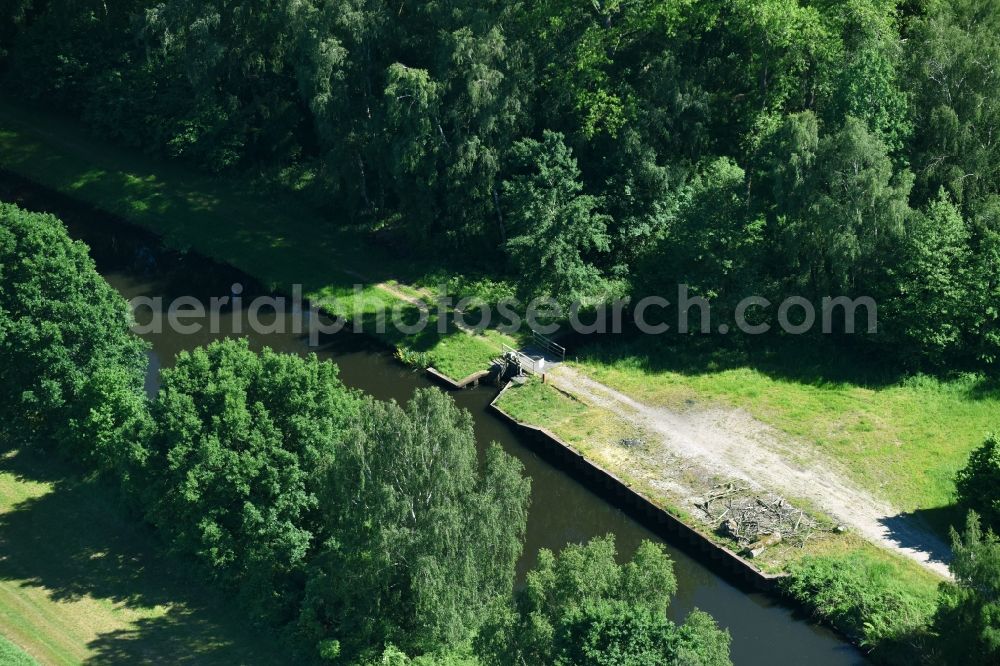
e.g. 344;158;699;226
0;634;37;666
0;448;287;665
493;378;653;481
0;101;506;380
496;379;944;660
495;380;844;562
569;351;998;529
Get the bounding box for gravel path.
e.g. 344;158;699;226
549;365;952;578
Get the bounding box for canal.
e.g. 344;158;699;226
1;172;865;665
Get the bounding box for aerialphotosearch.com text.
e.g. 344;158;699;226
129;283;878;346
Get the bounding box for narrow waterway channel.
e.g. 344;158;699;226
1;172;866;665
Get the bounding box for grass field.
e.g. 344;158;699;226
568;341;998;530
495;377;946;649
0;101;507;380
0;448;285;665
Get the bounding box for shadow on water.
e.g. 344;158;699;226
0;170;868;665
0;448;285;664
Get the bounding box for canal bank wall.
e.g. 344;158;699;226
488;381;785;592
426;367;491;389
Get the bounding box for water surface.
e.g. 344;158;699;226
1;173;865;665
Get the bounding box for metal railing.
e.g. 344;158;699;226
502;343;542;374
531;330;566;362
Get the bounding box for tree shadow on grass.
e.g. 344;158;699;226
567;330;999;398
886;503;968;544
878;505;962;569
85;609;275;665
0;448;284;664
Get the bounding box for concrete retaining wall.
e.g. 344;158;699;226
426;367;491;389
489;383;785;592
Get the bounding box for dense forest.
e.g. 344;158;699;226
2;0;999;368
3;2;1000;664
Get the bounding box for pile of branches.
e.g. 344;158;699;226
696;483;816;552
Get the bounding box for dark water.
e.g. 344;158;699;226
1;173;866;665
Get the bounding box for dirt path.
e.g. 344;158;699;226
548;365;952;578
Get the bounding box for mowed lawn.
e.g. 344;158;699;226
572;352;998;524
0;448;284;665
1;634;37;665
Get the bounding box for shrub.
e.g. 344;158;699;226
955;434;1000;531
396;345;433;369
930;512;1000;665
782;552;936;659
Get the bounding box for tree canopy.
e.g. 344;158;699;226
145;338;359;619
4;0;1000;367
477;535;731;666
0;201;148;451
299;388;531;661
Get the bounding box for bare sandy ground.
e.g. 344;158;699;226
548;365;952;578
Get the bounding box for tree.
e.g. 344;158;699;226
931;512;1000;665
886;190;973;364
906;0;1000;209
476;535;731;666
298;388;530;661
956;435;1000;532
126;0;307;170
640;157;763;305
767;113;912;295
825;0;910;152
967;194;1000;366
145;338;358;619
69;364;154;501
0;202;148;451
502;130;611;304
806;115;912;295
720;0;840;146
523;0;708;142
599;128;681;272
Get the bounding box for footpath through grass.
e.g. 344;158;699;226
568;341;998;527
0;448;285;665
0;101;505;380
495;335;994;652
495;377;948;657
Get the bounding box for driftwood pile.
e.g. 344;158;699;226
696;483;816;558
